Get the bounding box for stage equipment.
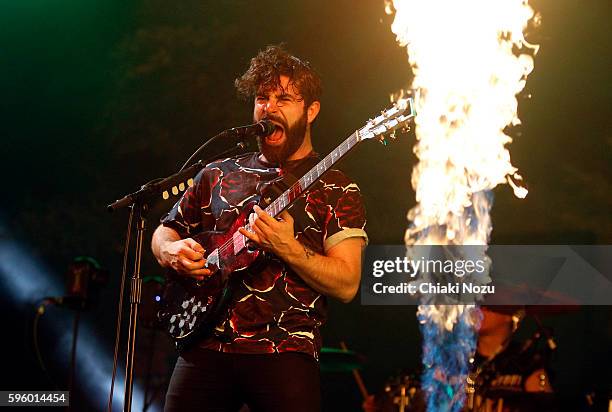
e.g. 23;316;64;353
339;341;370;401
227;119;275;139
368;317;557;412
105;120;273;412
35;256;107;411
319;346;365;374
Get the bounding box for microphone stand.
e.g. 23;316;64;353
106;137;248;412
68;307;82;412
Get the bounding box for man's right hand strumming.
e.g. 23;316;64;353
151;225;211;280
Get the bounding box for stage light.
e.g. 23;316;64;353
0;223;159;411
0;239;62;304
57;327;158;411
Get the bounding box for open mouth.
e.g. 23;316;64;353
265;125;285;143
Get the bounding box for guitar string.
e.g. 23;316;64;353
210;134;359;260
190;101;412;263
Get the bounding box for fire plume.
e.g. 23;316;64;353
386;0;539;410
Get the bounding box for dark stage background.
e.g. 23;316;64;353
1;1;610;411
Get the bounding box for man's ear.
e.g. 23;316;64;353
306;101;321;124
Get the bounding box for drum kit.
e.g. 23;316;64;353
323;305;610;412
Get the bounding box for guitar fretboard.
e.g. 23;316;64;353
230;130;360;255
265;131;360;218
219;96;414;258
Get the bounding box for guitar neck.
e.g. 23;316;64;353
229;131;360;256
264;130;360;219
225;96;414;257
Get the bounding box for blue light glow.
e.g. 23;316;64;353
0;239;62;303
0;223;160;411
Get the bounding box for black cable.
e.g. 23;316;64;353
108;205;134;412
178;130;229;172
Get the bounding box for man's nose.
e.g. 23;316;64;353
264;98;279;113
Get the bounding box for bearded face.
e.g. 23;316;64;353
256;108;308;165
252;75;319;165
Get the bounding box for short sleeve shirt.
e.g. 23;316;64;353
161;152;367;358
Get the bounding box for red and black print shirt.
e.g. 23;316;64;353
161;152;367;359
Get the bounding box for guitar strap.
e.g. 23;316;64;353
257;152;322;204
241;152;324;281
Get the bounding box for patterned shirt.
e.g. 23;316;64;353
161;152;367;358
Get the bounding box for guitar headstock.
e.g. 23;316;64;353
357;96;416;144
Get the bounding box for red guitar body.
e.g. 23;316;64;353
158;200;260;351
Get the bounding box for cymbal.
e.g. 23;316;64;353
319;347;365;373
525;305;580;316
482;282;580;314
482;304;579;316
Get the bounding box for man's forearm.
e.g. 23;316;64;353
281;238;362;303
151;225;181;266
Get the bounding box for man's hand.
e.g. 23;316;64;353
157;238;211;281
238;205;364;303
239;205;299;258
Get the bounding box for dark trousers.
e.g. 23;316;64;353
164;348;321;412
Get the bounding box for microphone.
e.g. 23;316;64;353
227;119;275;138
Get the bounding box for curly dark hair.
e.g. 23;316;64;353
235;45;322;107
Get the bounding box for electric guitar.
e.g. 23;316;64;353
158;97;416;350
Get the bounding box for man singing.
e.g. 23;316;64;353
151;45;368;412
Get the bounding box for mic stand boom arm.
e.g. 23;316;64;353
105;136;247;412
106;160;205;213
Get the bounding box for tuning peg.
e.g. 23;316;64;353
390;131;397;140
